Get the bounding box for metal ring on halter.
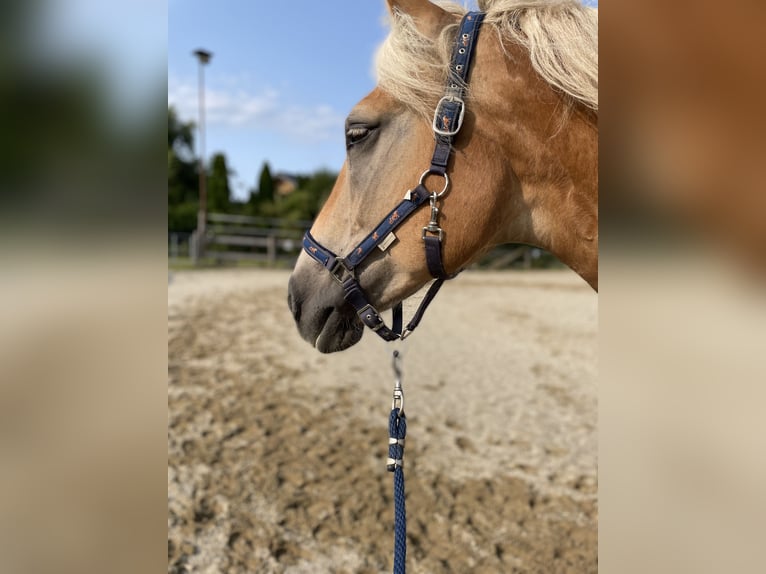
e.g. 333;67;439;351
418;169;450;197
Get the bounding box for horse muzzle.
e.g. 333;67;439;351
287;264;364;353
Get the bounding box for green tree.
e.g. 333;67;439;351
261;170;337;220
244;164;337;220
207;152;231;213
247;161;276;216
168;106;194;154
167;106;199;231
277;170;336;221
168;150;197;206
301;169;335;218
258;162;275;203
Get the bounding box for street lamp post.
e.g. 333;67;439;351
193;48;212;263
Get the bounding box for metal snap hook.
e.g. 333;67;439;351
391;350;404;414
422;191;444;240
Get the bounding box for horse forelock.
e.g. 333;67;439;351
375;6;462;121
375;0;598;118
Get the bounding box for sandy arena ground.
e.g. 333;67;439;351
168;268;597;573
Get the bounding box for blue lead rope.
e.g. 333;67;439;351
388;406;407;573
387;350;407;573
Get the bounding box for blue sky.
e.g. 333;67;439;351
169;1;400;199
168;0;595;200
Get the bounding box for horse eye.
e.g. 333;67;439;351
345;125;373;148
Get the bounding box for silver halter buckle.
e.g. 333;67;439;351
432;95;466;137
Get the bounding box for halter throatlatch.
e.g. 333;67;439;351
302;11;485;343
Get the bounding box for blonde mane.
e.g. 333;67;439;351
376;0;598;119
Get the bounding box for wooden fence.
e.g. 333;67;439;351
189;213;312;265
175;214;555;269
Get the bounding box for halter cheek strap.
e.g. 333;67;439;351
301;11;485;342
430;11;485;175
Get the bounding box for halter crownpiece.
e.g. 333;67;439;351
302;11;485;343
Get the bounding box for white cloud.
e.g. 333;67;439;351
168;76;344;142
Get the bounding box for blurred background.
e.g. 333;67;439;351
600;2;766;572
1;0;765;572
0;1;166;573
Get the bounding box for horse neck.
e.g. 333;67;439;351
500;102;598;290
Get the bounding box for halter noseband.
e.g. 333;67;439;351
302;11;485;342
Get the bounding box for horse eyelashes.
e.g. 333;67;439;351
345;125;376;148
347;127;368;141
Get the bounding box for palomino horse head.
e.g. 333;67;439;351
288;0;598;352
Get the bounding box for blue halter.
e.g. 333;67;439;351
302;11;485;342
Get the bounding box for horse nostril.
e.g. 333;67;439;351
317;306;333;329
287;289;301;323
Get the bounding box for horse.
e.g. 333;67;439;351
288;0;598;353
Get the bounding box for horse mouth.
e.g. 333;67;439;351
312;307;364;353
288;271;367;353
